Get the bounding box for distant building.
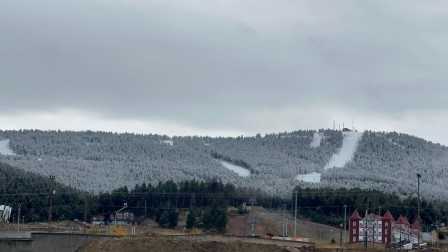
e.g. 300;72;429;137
92;215;105;225
349;210;420;245
109;211;135;225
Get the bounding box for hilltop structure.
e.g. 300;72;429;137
348;210;420;245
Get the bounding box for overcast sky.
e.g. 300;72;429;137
1;0;448;145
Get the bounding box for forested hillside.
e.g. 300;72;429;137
0;130;340;195
0;162;85;222
0;129;447;201
320;131;448;201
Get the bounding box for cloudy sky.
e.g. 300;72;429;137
1;0;448;145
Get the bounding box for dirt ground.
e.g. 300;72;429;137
4;208;448;251
227;206;343;244
76;234;306;252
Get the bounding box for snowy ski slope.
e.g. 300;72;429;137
310;132;323;148
0;140;15;155
220;161;250;177
324;131;363;170
295;172;321;183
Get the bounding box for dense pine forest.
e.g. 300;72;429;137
1;161;446;233
0;129;447;201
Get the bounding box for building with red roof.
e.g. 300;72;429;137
348;210;420;245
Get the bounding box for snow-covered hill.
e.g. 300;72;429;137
0;130;446;201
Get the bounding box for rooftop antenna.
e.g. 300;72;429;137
333;121;336;130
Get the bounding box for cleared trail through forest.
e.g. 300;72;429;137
0;139;15;155
324;131;363;170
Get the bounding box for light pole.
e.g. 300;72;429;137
84;193;89;234
48;175;55;233
377;206;381;246
17;204;21;233
294;191;298;238
344;205;347;243
115;203;128;226
282;204;286;238
417;173;421;249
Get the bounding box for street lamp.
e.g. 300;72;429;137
294;191;298;238
417;173;421;249
17;203;21;233
344;205;347;243
115;203;128;226
48;175;56;233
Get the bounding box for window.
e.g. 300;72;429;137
385;230;388;235
385;222;388;227
353;229;356;234
353;221;357;227
385;237;388;243
353;236;356;243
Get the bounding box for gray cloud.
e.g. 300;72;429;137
1;0;448;144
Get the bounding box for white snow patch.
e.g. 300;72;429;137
388;139;405;149
161;140;173;146
0;140;15;155
220;161;250;177
324;131;363;170
295;172;321;183
310;132;323;148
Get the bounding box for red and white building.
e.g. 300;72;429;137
349;210;420;245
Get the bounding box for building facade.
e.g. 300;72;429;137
349;210;420;245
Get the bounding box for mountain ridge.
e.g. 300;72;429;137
0;129;446;201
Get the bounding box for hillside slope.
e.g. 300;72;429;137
321;131;448;201
0;130;340;194
0;130;447;201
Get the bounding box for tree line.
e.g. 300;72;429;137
291;186;448;233
1;160;447;234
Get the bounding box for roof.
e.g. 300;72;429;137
349;210;362;220
411;221;420;229
395;215;410;225
382;210;394;221
362;213;382;221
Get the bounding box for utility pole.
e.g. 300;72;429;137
344;205;347;243
364;209;368;249
294;191;298;238
417;173;421;249
373;211;375;248
283;204;286;238
84;193;88;234
17;204;21;233
144;199;147;218
377;206;382;246
48;175;55;233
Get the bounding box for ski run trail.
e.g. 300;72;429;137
324;131;363;170
296;131;363;183
310;132;323;148
0;139;15;155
